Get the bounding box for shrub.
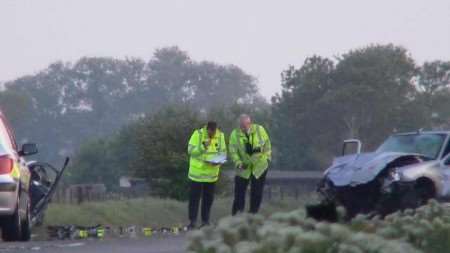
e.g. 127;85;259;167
188;200;450;253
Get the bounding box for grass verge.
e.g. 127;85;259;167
42;195;314;227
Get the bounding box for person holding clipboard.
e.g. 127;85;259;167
186;121;226;229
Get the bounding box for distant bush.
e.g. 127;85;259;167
188;200;450;253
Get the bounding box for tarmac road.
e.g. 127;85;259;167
0;235;187;253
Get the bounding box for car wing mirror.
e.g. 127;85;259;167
342;139;362;156
19;143;38;156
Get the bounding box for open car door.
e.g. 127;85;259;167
28;157;70;226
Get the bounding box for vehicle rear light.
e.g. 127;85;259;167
0;155;13;175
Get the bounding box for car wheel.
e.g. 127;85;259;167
414;180;435;206
20;198;32;241
1;200;22;241
402;178;435;209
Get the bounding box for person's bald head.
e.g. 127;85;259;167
239;114;252;132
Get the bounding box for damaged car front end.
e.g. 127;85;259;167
309;131;450;220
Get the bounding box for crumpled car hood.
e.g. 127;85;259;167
325;152;426;186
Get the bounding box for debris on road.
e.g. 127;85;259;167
47;224;188;240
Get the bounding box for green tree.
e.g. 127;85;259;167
147;46;261;110
0;89;32;127
326;44;418;147
272;44;423;170
272;56;336;169
66;124;139;190
5;47;261;164
416;61;450;126
132;106;202;200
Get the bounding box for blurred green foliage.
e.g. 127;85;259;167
188;200;450;253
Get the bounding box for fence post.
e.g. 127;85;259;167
77;186;83;204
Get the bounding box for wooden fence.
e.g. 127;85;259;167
52;184;149;204
52;170;323;204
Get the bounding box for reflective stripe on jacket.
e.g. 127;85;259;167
187;127;226;182
229;124;271;179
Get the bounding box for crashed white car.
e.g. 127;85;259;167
310;131;450;220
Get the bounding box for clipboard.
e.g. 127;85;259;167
206;154;227;164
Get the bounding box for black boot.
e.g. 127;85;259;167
187;222;197;230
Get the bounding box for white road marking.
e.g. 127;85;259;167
57;242;85;248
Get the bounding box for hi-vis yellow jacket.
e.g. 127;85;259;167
187;127;226;183
229;124;271;179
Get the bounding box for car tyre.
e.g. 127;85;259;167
414;181;435;206
402;178;435;209
1;201;22;241
20;199;32;241
2;192;32;242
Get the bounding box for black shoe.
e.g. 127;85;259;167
187;222;197;230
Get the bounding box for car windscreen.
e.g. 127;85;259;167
376;133;446;159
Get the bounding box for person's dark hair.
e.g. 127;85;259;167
207;121;217;131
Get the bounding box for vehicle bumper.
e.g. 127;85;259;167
381;180;415;195
318;178;406;216
0;175;19;215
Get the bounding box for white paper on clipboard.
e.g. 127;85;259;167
206;153;227;164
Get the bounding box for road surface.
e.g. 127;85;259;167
0;235;187;253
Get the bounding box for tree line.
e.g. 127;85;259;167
273;45;450;169
0;44;449;199
0;46;263;164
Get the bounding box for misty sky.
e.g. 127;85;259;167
1;0;449;98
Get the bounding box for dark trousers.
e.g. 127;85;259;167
232;170;267;215
188;181;215;224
